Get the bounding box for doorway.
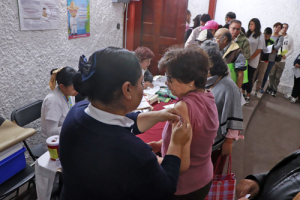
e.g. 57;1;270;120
126;0;188;75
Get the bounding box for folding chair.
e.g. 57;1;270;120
0;118;36;199
11;100;46;160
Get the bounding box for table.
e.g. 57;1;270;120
35;151;61;200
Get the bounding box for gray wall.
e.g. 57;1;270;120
0;0;124;147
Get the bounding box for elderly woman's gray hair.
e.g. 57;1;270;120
200;40;229;77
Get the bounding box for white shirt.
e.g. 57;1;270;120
85;103;134;127
279;33;294;62
185;27;202;48
70;16;77;26
248;33;265;68
41;87;75;148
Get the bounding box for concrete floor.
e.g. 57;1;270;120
3;91;300;200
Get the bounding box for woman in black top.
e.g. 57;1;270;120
59;47;191;200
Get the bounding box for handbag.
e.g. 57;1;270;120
205;155;236;200
275;49;282;62
227;60;249;84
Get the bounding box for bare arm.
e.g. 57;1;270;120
137;108;180;132
172;101;192;172
250;49;262;60
236;71;244;89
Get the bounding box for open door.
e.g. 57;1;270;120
126;0;188;75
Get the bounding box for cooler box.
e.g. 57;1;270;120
0;147;26;184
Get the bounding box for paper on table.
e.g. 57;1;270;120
263;45;273;54
137;96;151;110
163;104;175;109
153;75;163;81
292;67;300;78
143;86;160;96
152;76;167;87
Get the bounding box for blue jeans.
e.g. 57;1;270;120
261;61;275;88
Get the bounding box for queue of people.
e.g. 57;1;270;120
36;10;299;200
185;11;297;104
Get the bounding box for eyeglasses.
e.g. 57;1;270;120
165;73;172;84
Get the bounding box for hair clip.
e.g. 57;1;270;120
78;55;91;75
78;54;96;81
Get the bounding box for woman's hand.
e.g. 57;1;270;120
222;138;233;155
143;81;154;88
171;120;191;147
148;140;162;153
295;63;300;68
236;179;260;199
157;108;180;123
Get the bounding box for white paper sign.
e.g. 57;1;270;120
18;0;60;30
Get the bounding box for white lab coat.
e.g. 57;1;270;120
41;87;75;149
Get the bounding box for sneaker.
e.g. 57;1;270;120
271;91;277;97
257;92;262;98
291;97;298;103
245;97;250;104
285;94;292;99
265;88;272;94
259;89;264;93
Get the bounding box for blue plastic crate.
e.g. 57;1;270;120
0;147;26;184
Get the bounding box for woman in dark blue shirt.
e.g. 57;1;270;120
59;47;191;200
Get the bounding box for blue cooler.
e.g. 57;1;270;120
0;147;26;184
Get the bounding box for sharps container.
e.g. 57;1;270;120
46;135;59;161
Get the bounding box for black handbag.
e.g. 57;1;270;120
275;53;282;62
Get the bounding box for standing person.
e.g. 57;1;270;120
285;53;300;103
266;23;294;97
241;18;265;104
229;20;251;60
223;12;236;29
134;46;155;88
185;14;212;47
41;67;77;149
263;22;284;96
215;28;246;89
201;40;243;175
253;27;274;98
59;47;192;200
149;46;219;200
185;10;191;32
184;14;201;43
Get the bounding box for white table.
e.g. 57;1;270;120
35;151;61;200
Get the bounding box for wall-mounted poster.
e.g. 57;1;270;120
18;0;60;30
67;0;90;39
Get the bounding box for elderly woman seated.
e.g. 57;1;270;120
200;40;243;174
135;46;155;88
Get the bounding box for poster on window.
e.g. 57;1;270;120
67;0;90;39
18;0;60;30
